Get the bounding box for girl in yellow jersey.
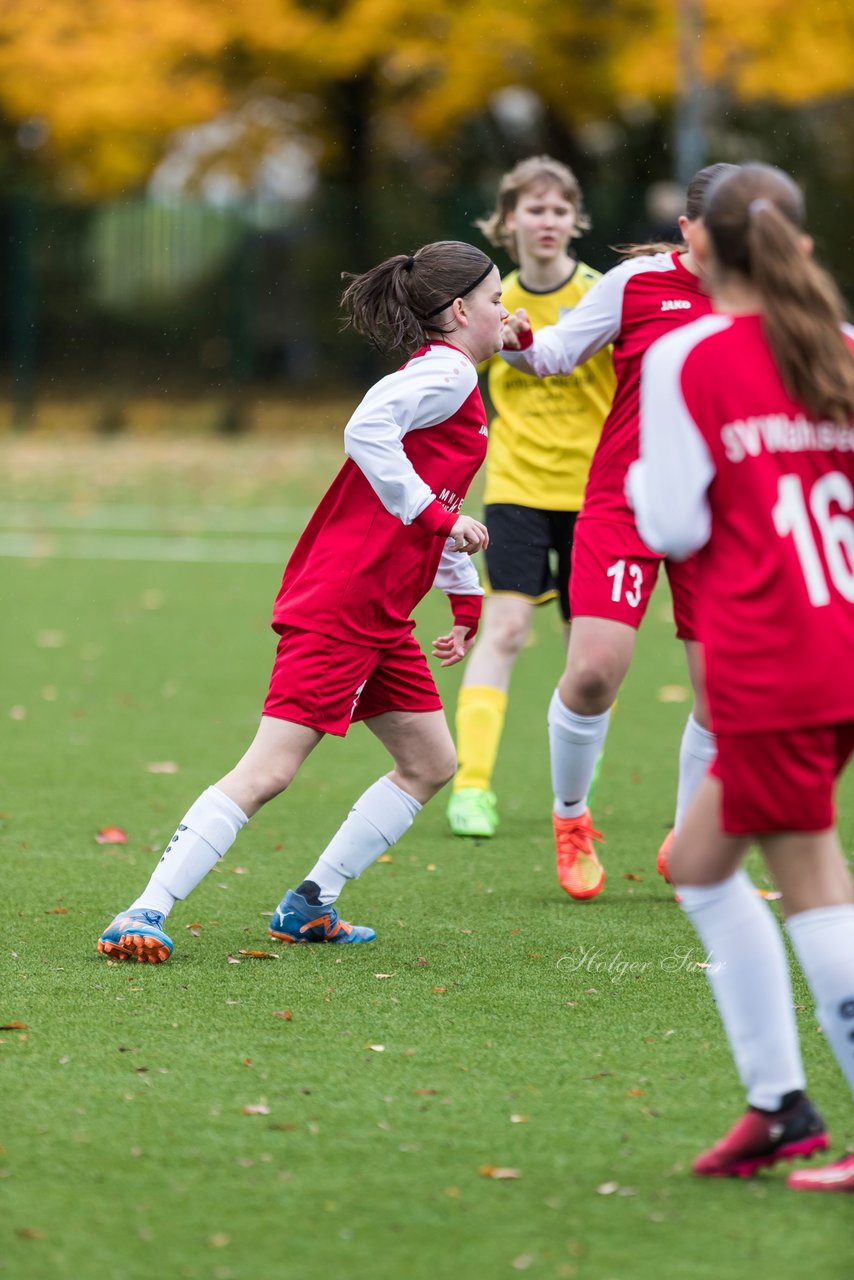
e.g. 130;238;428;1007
448;157;616;837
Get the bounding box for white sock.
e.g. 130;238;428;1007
548;691;610;819
678;871;806;1109
129;786;248;917
786;904;854;1096
675;713;717;829
301;776;422;906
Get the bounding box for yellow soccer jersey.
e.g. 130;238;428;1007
483;264;615;510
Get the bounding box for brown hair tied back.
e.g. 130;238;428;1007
704;162;854;424
341;242;493;355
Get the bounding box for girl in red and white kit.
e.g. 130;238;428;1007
502;163;737;901
629;163;854;1190
98;241;507;961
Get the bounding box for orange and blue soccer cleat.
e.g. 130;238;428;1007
788;1151;854;1192
553;809;605;900
693;1095;828;1178
97;909;174;964
269;889;376;944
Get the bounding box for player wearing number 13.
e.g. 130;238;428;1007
629;163;854;1191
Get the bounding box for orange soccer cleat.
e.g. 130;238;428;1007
553;809;605;900
97;909;174;964
657;829;674;883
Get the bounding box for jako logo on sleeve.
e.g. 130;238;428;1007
661;300;692;312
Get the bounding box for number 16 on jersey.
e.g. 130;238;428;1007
772;471;854;607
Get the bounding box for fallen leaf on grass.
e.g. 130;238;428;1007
415;1088;438;1097
479;1166;521;1180
510;1114;529;1124
95;826;128;844
238;950;279;959
145;761;178;774
208;1233;230;1248
367;1044;385;1053
657;684;689;703
597;1181;619;1195
1;1021;27;1030
623;873;643;882
432;987;448;994
272;1010;293;1021
626;1089;645;1097
377;853;394;864
47;907;68;914
15;1227;44;1239
512;1256;535;1272
36;629;66;649
757;889;782;901
241;1104;271;1116
374;973;395;980
226;955;241;964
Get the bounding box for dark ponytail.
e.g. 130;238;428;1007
704;163;854;424
341;241;493;354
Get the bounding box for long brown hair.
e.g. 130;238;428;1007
704;162;854;424
618;162;740;259
475;155;590;262
341;241;493;354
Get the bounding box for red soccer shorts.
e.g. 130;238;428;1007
712;722;854;834
262;626;443;737
569;515;699;639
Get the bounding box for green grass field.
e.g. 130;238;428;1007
2;436;852;1280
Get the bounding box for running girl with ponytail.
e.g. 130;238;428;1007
629;162;854;1191
98;242;507;961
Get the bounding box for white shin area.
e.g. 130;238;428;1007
675;713;717;830
678;871;806;1110
304;775;422;906
130;785;248;917
548;690;611;819
786;904;854;1097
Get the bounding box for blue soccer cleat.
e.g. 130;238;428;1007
98;909;174;964
269;889;376;945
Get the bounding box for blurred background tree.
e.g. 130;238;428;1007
0;0;851;423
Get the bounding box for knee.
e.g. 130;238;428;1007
490;615;529;662
242;763;297;809
424;748;458;794
396;748;457;800
563;656;618;710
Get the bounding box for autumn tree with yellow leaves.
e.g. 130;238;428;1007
0;0;850;196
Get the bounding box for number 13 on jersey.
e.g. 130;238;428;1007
607;559;644;607
772;471;854;607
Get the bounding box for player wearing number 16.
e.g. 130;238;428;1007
629;163;854;1190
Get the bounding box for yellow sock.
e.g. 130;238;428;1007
453;685;508;792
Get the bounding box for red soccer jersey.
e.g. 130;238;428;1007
272;343;489;647
508;252;711;555
630;312;854;735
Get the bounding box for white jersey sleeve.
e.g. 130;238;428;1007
432;542;484;597
343;347;477;525
627;316;731;560
501;257;638;376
